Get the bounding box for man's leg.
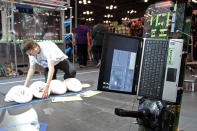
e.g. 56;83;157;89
98;46;103;60
92;46;99;64
77;45;83;66
82;44;88;66
56;59;76;80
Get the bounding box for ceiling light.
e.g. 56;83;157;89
144;0;148;2
104;14;113;18
83;10;93;15
122;17;129;21
86;17;94;22
127;10;137;14
106;5;117;10
79;0;91;5
103;20;111;24
110;5;113;9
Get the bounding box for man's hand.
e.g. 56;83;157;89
40;84;50;98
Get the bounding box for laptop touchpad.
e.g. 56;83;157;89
166;68;177;82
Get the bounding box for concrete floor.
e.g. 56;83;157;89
0;67;196;131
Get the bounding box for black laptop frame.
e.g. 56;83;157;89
97;33;142;95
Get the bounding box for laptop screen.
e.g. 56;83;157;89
97;33;141;94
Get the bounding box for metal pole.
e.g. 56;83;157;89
69;7;72;38
60;10;65;42
10;1;67;9
69;7;75;66
75;0;77;28
11;0;18;75
19;0;67;8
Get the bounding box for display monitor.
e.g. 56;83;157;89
143;1;185;39
97;33;141;94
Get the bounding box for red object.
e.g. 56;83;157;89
89;36;92;46
168;25;171;29
169;16;172;19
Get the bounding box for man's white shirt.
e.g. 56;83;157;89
28;41;68;68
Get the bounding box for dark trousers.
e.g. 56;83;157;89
44;59;76;82
92;45;102;64
77;44;88;66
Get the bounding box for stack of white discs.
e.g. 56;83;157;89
5;78;90;103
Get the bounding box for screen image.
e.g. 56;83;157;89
106;49;136;92
98;33;141;94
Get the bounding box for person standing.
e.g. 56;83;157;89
21;39;76;98
92;22;107;67
74;19;90;68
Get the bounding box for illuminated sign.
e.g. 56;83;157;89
143;1;184;39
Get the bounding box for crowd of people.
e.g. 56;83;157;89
73;18;144;68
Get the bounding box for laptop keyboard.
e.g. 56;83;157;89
138;39;169;99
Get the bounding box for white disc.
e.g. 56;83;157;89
29;81;50;98
64;78;82;92
5;85;33;103
50;80;67;94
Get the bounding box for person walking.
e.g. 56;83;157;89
92;22;107;67
74;19;90;68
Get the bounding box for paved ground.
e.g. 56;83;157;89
0;67;196;131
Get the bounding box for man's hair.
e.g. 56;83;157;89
21;39;37;53
79;19;86;25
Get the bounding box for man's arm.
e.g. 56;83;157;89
42;60;55;98
24;65;35;87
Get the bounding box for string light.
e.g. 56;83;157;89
106;5;117;10
122;17;130;21
103;20;111;23
79;0;91;4
127;10;137;14
104;14;113;18
86;18;94;21
83;11;93;15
